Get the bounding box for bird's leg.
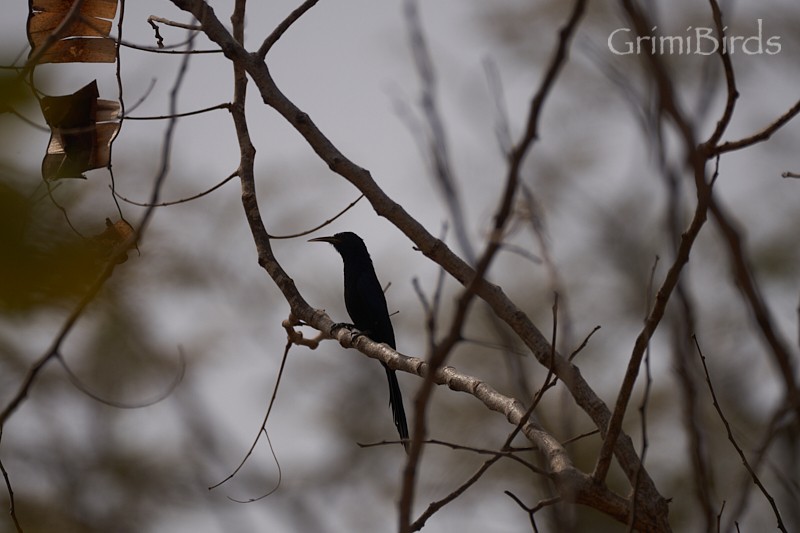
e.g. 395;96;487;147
330;322;370;343
330;321;355;333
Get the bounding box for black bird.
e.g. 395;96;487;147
310;232;409;451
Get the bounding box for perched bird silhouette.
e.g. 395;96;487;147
310;232;409;451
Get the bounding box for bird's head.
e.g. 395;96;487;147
309;231;369;258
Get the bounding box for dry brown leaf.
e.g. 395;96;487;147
40;80;121;180
27;0;119;64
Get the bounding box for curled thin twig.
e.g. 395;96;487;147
55;349;186;409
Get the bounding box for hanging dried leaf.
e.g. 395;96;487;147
91;217;136;264
40;80;121;180
27;0;119;64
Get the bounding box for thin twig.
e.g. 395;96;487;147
701;0;738;150
108;0;127;225
712;98;800;156
504;491;561;533
266;194;365;239
568;325;600;362
120;39;221;54
359;438;545;475
123;102;230;120
560;429;599;447
257;0;320;59
693;336;787;532
627;256;659;532
114;170;238;207
0;456;22;533
148;15;202;31
725;404;791;529
410;454;502;531
209;336;290;496
55;349;186;409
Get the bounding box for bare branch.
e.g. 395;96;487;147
148;15;202;32
321;327;646;529
505;490;561;533
712;98;800;156
257;0;321;59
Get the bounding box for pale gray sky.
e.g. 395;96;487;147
2;1;800;531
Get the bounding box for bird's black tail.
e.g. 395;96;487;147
383;364;409;452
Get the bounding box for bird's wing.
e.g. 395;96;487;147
355;272;396;348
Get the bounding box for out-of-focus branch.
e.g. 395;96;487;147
402;0;474;262
724;404;793;530
708;197;799;410
399;2;589;529
593;0;709;510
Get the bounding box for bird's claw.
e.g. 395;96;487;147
330;322;357;335
330;322;368;343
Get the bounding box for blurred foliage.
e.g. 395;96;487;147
0;72;238;533
0;176;110;311
0;76;105;312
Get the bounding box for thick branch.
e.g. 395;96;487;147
323;326;665;531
